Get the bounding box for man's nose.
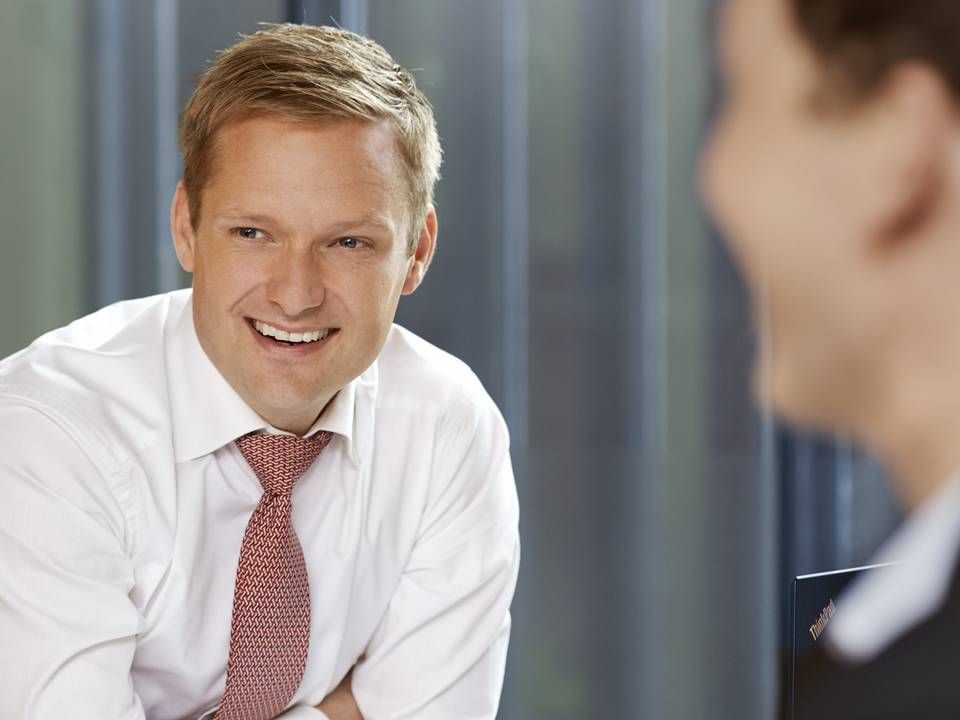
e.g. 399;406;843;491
266;246;326;318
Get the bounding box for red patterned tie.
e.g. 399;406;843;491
215;431;333;720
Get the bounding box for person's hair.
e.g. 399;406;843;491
790;0;960;103
178;23;442;243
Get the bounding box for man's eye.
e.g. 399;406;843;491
338;237;361;249
234;227;264;240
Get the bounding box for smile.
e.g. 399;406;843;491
251;319;335;345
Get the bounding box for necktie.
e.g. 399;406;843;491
215;431;333;720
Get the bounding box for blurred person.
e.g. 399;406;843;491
0;24;519;720
703;0;960;717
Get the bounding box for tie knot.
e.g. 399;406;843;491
235;431;333;495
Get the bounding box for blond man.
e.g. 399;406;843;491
0;24;519;720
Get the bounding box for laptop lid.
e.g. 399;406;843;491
787;563;895;720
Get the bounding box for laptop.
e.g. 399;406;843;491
786;563;895;720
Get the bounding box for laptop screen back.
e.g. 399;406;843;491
787;564;893;719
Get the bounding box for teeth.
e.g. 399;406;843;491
253;321;330;344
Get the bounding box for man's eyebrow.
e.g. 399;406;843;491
324;216;397;235
213;211;397;235
214;212;278;226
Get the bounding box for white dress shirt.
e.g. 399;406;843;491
826;470;960;662
0;289;520;720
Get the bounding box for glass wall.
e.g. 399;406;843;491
0;1;902;718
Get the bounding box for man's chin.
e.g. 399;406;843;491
752;355;805;425
750;354;777;415
755;360;842;435
243;382;336;432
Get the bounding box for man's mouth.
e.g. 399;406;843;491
249;319;337;347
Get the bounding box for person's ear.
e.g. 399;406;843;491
170;181;198;273
402;205;438;295
864;63;953;249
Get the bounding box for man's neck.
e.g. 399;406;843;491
257;393;338;437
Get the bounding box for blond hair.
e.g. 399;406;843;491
178;23;442;241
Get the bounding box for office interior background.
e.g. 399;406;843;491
1;0;904;717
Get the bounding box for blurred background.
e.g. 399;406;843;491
0;0;904;718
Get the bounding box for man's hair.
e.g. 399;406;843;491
179;23;442;241
791;0;960;103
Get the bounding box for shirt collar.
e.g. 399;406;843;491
301;373;360;466
826;469;960;662
166;293;360;464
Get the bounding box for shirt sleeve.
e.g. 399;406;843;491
0;402;145;719
350;394;521;720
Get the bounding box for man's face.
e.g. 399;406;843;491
172;116;435;433
701;0;898;429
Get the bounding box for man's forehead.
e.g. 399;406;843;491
204;116;406;198
217;115;397;165
717;0;750;59
717;0;787;75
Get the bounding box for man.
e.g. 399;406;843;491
0;24;519;720
703;0;960;716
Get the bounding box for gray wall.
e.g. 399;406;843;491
0;0;85;352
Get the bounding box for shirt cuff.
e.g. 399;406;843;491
278;704;329;719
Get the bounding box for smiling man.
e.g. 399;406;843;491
0;24;519;720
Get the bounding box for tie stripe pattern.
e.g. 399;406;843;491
215;431;333;720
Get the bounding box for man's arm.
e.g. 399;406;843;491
276;670;361;719
315;670;362;719
0;402;145;718
346;396;521;719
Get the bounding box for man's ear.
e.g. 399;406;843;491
402;205;438;295
170;180;198;273
866;63;953;249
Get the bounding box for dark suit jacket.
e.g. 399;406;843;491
791;559;960;719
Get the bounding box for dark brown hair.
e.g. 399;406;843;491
791;0;960;101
